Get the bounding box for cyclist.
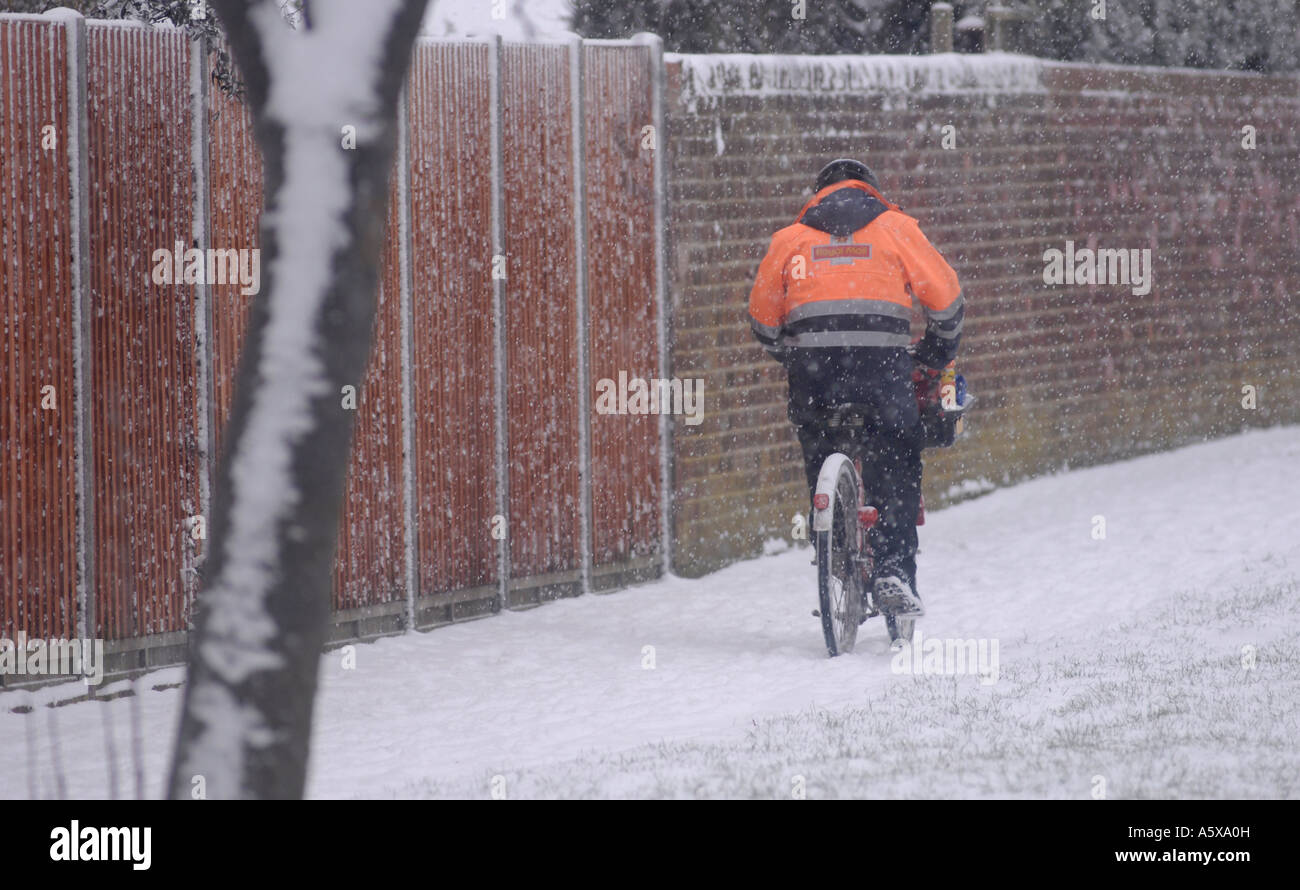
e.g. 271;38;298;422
747;159;963;617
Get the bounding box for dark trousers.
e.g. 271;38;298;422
793;353;923;589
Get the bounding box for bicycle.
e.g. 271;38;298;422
810;360;975;656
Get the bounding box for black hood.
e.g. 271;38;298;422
799;187;888;237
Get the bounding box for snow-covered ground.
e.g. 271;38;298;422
5;426;1299;799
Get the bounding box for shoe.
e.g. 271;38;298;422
873;575;924;617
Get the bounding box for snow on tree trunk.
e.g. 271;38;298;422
167;0;429;800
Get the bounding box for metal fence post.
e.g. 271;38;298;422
190;34;214;625
67;12;95;646
396;72;418;630
489;35;511;609
569;35;592;597
635;32;672;577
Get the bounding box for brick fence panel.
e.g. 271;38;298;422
501;42;582;604
405;41;500;619
85;23;198;638
584;42;662;587
0;18;77;640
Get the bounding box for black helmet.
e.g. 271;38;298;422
816;158;879;192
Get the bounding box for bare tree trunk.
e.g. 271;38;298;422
168;0;429;800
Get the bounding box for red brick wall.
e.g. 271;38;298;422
664;54;1300;576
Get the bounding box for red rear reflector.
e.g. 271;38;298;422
813;493;830;510
858;506;878;528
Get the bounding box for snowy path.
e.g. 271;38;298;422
5;427;1299;799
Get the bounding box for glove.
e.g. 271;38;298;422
762;344;790;366
909;333;954;370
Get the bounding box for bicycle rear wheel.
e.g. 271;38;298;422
815;455;863;656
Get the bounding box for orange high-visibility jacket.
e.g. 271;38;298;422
748;180;963;361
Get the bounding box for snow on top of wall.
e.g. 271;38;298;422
83;18;160;29
1044;55;1300;82
670;51;1046;109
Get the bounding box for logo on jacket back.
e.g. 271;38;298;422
811;235;870;266
811;243;872;262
